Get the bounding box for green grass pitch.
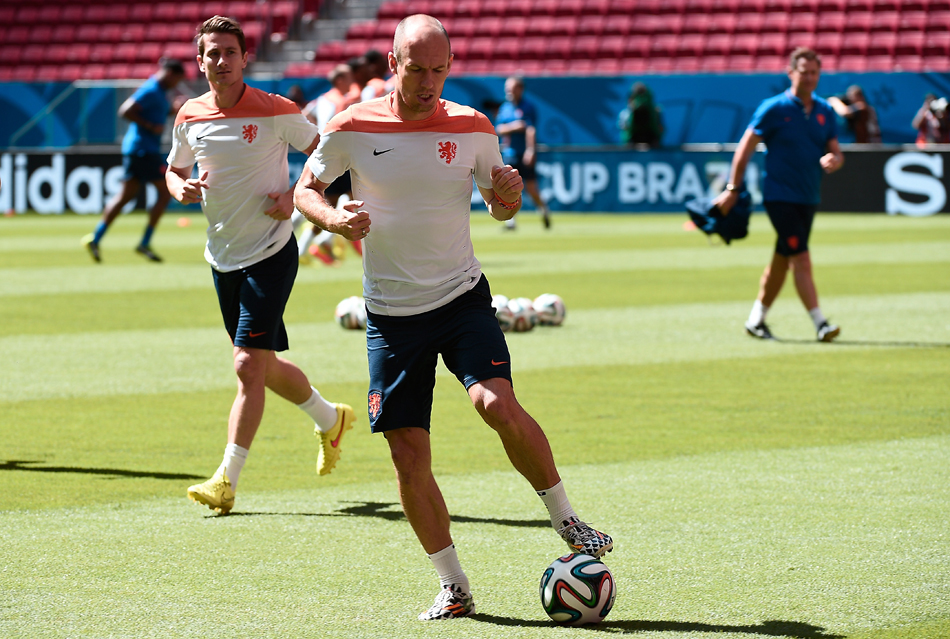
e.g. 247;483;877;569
1;210;948;639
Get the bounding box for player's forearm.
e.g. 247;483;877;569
293;184;335;230
488;192;522;221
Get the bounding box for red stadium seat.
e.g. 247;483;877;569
115;43;138;64
755;54;786;71
788;31;817;50
815;31;843;55
90;44;115;64
153;3;179;23
677;33;705;57
497;16;529;38
139;43;163;64
867;31;897;56
347;22;376;40
66;44;92;64
601;14;633;36
467;37;494;60
623;35;651;57
898;11;927;32
836;54;868;71
895;31;925;56
37;6;61;24
651;34;680;57
0;45;23;65
705;33;732;55
729;54;757;71
581;0;611;15
758;32;788;56
12;67;38;83
787;12;817;33
673;56;702;72
61;65;85;82
930;10;950;31
731;33;760;56
816;12;846;33
6;26;30;45
120;25;147;44
844;11;873;32
107;64;134;80
577;14;609;36
735;12;765;33
705;13;738;35
51;25;78;44
923;31;950;56
80;64;109;80
865;54;893;71
519;37;548;60
477;17;506;38
893;54;923;72
495;37;519;60
46;45;72;64
572;35;600;59
15;6;40;26
839;31;870;55
130;4;153;23
377;2;410;19
599;35;627;58
870;11;899;32
21;45;46;65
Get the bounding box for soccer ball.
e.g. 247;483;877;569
507;297;538;332
492;295;515;332
334;296;366;330
533;293;566;326
540;554;616;625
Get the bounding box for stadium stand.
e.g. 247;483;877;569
296;0;950;76
1;0;949;81
0;0;315;82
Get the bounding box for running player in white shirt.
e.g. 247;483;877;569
294;14;613;621
166;16;355;515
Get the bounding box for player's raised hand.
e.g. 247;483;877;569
327;200;371;241
491;165;523;202
264;191;294;220
179;171;209;204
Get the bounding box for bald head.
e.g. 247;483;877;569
393;14;451;64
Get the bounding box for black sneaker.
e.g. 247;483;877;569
542;210;551;229
135;245;163;262
817;321;840;342
745;321;774;339
81;234;101;262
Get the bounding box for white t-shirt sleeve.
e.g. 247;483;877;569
275;112;320;154
316;97;337;134
306;129;351;186
167;122;195;169
473;131;504;190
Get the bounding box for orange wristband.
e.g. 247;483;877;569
494;194;522;211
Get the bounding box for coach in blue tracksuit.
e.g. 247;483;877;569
713;47;845;342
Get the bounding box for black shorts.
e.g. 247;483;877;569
122;152;166;183
365;275;512;433
512;159;537;182
765;201;817;256
211;236;297;351
325;171;352;197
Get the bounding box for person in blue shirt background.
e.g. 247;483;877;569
495;76;551;230
83;58;186;262
713;47;845;343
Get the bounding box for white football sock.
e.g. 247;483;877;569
537;481;577;530
218;443;248;490
299;225;318;257
808;307;827;329
748;300;768;326
291;208;306;233
427;544;470;595
297;386;339;433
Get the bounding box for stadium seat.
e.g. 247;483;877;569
816;12;846;32
572;35;601;59
923;31;950;56
377;2;410;19
705;33;733;55
735;12;765;33
37;6;62;24
758;33;788;56
599;35;627;58
153;3;179;23
51;25;78;44
623;35;652;57
66;44;92;65
677;33;705;57
497;16;529;38
755;54;786;72
837;54;868;71
930;10;950;30
898;11;927;32
120;24;147;44
495;37;519;60
840;31;870;55
46;45;72;65
519;37;548;60
815;31;843;55
787;12;817;33
895;31;925;56
6;26;30;45
602;14;633;36
0;45;23;66
130;4;153;23
893;54;923;71
60;5;85;24
651;34;681;57
868;31;897;55
347;21;375;40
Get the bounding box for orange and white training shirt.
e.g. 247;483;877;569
168;86;319;272
307;95;503;316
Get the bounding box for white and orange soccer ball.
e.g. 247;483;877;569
533;293;566;326
507;297;538;332
492;295;515;332
334;296;366;330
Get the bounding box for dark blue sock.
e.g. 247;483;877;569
140;225;155;247
92;221;108;244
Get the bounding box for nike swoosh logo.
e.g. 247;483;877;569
491;360;508;366
248;331;267;338
373;148;394;156
331;420;346;447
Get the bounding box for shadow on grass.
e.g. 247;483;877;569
773;338;950;348
0;459;203;480
223;500;550;528
471;614;845;637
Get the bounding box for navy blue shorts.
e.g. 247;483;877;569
765;201;816;256
122;152;167;183
212;236;297;351
365;275;512;433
